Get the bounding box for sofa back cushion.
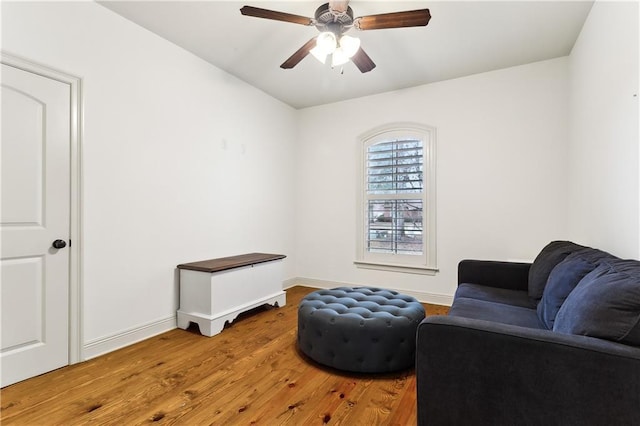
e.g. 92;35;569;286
537;254;597;330
528;241;585;300
554;263;640;346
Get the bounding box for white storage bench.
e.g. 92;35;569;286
176;253;286;337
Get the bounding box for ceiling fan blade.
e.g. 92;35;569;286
355;9;431;30
351;47;376;73
240;6;314;26
281;38;318;69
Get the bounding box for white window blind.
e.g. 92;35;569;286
367;139;423;195
356;124;436;273
366;139;424;255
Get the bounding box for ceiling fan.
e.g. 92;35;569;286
240;1;431;73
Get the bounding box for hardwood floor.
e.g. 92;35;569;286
1;286;449;425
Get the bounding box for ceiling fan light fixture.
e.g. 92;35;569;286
339;34;361;58
331;47;350;67
310;46;328;64
315;31;337;55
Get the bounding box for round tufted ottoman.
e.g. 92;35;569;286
297;287;426;373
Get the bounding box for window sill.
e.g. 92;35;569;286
353;260;438;275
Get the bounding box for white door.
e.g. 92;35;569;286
1;63;71;387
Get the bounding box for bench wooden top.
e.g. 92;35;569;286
177;253;286;273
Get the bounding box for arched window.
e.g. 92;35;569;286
356;123;437;274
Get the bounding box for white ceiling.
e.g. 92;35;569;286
98;1;593;109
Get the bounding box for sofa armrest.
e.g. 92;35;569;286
458;259;531;291
416;315;640;426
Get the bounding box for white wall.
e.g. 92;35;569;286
295;58;570;301
2;2;297;356
568;1;639;259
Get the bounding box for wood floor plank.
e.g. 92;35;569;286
291;376;359;425
389;375;419;425
153;331;303;424
345;372;413;425
1;332;199;423
216;355;330;424
1;285;448;425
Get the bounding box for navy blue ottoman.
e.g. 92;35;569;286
297;287;426;373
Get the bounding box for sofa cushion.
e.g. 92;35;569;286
537;254;598;330
608;258;640;275
456;283;537;309
449;298;542;329
528;241;585;300
554;264;640;346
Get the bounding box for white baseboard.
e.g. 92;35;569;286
83;315;177;360
283;276;453;306
83;276;452;361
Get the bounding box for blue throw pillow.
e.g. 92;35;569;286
528;241;584;300
537;255;597;330
554;264;640;346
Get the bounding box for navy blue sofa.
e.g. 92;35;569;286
416;241;640;425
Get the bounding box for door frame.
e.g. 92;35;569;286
2;52;84;364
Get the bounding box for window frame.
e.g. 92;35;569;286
355;123;437;274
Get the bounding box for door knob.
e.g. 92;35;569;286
52;239;67;249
